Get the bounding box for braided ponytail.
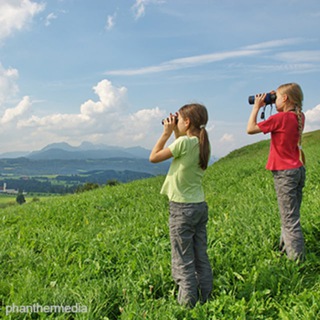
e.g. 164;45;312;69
278;83;305;165
296;106;306;165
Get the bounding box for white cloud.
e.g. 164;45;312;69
0;79;168;152
105;13;116;31
132;0;147;19
45;12;57;27
17;79;128;135
0;95;31;124
0;0;45;41
80;80;127;116
130;107;163;123
275;50;320;63
106;49;261;76
128;107;165;141
105;38;320;77
18;113;91;131
220;133;234;143
131;0;165;20
305;104;320;132
243;38;308;50
0;64;19;106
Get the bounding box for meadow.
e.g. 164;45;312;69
0;130;319;319
0;195;59;209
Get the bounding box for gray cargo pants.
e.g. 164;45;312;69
272;166;306;261
169;201;213;307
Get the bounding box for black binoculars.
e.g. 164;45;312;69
161;116;179;125
248;92;276;105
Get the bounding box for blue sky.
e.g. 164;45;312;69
0;0;319;157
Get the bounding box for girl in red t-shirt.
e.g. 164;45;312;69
247;83;306;261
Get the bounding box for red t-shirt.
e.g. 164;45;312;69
258;112;304;171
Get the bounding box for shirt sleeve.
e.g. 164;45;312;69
168;136;187;158
258;113;282;134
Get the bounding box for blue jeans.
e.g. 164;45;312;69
169;201;213;307
272;166;306;260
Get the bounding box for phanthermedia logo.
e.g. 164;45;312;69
5;303;88;316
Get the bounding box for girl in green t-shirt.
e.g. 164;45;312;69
150;103;213;308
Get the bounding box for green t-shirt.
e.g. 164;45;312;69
160;135;205;203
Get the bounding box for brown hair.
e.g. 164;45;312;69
179;103;210;170
277;82;305;164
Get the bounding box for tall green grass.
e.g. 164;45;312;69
0;130;319;319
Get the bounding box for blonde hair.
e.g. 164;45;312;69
179;103;210;170
277;83;305;164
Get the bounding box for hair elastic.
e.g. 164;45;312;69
200;124;206;129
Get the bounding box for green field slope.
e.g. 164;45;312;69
1;130;319;319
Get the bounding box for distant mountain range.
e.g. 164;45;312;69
0;142;170;183
0;141;219;193
0;141;151;160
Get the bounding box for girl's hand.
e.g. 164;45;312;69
254;93;267;109
149;113;176;163
247;94;265;134
162;113;177;136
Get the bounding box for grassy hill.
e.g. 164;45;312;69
0;130;319;319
